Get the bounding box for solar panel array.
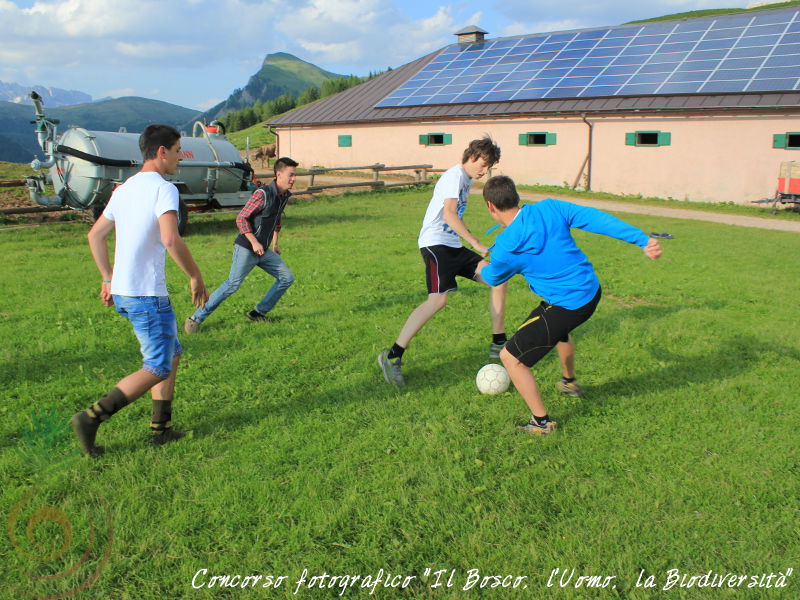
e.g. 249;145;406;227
376;7;800;108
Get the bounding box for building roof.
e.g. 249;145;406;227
269;7;800;128
454;25;488;35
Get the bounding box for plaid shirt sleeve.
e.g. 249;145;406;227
236;189;266;235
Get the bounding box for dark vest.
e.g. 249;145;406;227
234;181;291;251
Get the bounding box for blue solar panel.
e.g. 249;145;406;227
375;6;800;108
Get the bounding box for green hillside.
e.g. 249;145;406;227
198;52;345;123
0;98;201;163
51;96;200;132
627;0;800;23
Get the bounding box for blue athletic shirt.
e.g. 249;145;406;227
481;199;650;310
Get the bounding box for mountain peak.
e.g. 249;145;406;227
198;53;346;122
263;52;302;65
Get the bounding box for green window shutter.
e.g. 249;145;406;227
545;132;557;146
773;133;787;149
443;133;452;145
658;131;671;146
419;134;429;145
519;133;528;145
625;132;636;146
338;135;352;147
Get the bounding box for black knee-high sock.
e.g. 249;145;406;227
150;400;173;433
95;387;133;417
72;387;130;456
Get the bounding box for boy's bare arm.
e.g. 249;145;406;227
442;197;488;255
158;211;209;307
87;215;115;306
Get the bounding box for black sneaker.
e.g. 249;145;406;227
70;412;105;457
516;418;557;436
150;428;186;446
245;310;267;322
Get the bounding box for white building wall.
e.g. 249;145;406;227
275;114;799;204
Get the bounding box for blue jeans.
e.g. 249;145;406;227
191;244;294;323
113;295;183;379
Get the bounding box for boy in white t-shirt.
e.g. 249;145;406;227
71;124;209;456
378;137;505;386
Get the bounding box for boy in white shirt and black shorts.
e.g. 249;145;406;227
378;137;505;386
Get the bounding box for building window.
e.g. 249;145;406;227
419;133;452;146
338;135;352;147
625;131;671;147
773;132;800;149
519;132;556;146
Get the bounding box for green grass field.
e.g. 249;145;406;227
1;188;799;599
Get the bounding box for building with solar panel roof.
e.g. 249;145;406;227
267;4;800;204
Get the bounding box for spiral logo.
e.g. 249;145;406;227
7;492;113;599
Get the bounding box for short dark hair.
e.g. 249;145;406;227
274;156;298;175
462;136;501;167
139;124;181;161
483;175;519;211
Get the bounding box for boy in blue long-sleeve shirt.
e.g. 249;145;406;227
476;176;662;435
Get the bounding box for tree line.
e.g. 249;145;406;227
221;71;386;132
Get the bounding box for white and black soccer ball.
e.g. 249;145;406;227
476;363;510;395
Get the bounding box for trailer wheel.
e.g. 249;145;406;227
178;199;188;235
78;202;106;225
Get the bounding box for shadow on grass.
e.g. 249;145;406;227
556;334;800;428
185;211;381;237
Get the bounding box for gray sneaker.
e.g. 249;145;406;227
516;418;557;436
489;342;505;358
556;379;584;397
184;317;201;334
378;350;405;386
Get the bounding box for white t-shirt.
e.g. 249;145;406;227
103;172;179;296
417;164;472;249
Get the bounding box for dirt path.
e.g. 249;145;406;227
516;191;800;233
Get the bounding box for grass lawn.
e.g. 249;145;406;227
1;188;799;599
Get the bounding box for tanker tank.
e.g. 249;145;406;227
25;92;256;233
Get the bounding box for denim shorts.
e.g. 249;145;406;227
113;295;183;379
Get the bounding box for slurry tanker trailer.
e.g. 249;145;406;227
25;91;255;233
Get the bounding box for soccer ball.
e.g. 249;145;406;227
476;363;510;395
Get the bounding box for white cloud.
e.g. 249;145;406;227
103;87;136;97
115;41;202;59
197;97;223;110
273;1;476;70
500;18;586;38
490;0;748;31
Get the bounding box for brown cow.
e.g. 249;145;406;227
253;143;276;168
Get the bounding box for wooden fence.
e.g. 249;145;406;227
256;163;434;195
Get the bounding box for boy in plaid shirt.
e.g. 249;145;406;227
184;157;298;332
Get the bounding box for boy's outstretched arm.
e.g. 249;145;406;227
442;197;488;255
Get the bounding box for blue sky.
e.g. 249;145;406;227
0;0;753;110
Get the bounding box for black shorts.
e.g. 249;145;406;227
420;245;483;294
506;287;602;368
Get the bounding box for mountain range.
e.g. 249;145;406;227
0;98;201;163
0;80;93;107
0;53;342;163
